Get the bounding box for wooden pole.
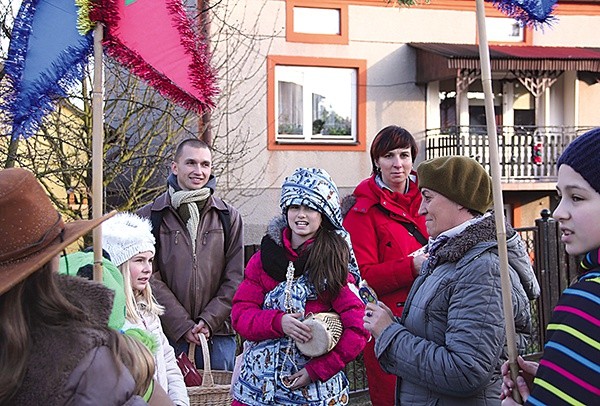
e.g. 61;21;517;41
475;0;522;402
92;23;105;283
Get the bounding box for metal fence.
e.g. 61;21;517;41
517;210;579;359
425;126;591;182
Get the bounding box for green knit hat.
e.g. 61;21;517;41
417;156;493;214
59;251;127;330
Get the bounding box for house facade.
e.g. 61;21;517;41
206;0;600;243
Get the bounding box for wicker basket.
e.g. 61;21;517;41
187;334;233;406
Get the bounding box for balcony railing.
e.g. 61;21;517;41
425;126;594;182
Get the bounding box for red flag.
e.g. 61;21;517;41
92;0;217;112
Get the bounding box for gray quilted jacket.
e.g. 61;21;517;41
375;214;540;406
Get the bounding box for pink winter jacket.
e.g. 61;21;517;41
232;252;369;382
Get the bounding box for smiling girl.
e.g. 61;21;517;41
231;167;368;406
103;212;189;406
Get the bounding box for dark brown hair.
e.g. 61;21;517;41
370;125;418;175
305;218;349;298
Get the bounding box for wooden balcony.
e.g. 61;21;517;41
425;126;594;186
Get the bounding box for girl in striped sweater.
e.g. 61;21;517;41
501;127;600;405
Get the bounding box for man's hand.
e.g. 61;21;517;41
184;319;211;345
196;319;211;339
282;313;312;343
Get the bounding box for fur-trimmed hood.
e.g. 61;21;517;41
430;214;540;299
340;194;356;219
265;215;287;247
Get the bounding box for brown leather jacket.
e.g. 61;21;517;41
138;191;244;342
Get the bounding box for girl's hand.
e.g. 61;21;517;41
500;356;538;403
282;313;312;343
283;368;311;390
501;376;530;406
363;302;393;339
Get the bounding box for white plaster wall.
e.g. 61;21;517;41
209;1;600;243
532;15;600;47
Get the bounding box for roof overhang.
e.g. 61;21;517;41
409;43;600;84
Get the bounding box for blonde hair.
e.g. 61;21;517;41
114;333;156;397
119;260;164;324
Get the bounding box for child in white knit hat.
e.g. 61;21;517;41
103;212;189;406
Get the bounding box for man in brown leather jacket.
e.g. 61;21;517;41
138;138;244;371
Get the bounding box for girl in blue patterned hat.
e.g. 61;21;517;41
231;167;368;406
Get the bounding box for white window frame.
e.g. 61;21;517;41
274;65;357;144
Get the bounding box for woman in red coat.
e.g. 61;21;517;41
343;125;428;406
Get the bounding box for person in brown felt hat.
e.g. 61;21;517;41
363;156;539;406
0;167;158;405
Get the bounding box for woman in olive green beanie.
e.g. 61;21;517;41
363;156;540;406
417;156;493;216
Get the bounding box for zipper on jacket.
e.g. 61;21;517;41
191;252;197;316
202;231;209;245
175;230;180;245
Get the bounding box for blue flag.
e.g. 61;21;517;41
2;0;93;140
488;0;558;25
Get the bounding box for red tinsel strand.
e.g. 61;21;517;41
88;0;216;112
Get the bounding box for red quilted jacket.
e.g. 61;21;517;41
231;229;369;382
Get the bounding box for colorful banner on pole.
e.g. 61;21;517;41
91;0;217;113
2;0;217;140
488;0;558;25
2;0;93;140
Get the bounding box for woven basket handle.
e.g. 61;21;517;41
192;334;215;387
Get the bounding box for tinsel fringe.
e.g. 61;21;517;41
487;0;557;27
1;0;93;140
90;0;217;113
76;0;94;34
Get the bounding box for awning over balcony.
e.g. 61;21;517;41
409;43;600;83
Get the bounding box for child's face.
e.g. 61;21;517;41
127;251;154;292
553;164;600;256
287;204;322;246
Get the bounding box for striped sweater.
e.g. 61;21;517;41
526;271;600;405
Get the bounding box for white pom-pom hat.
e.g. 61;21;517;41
102;212;155;267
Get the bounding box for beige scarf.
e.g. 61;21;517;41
169;186;211;252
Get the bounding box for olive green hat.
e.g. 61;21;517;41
417;156;493;214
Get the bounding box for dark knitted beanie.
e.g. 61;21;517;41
417;156;493;214
557;127;600;194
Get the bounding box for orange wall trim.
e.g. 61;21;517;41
286;0;349;44
323;0;600;16
267;55;367;152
